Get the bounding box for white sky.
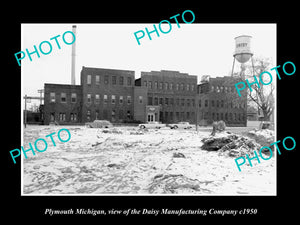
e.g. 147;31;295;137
21;23;276;99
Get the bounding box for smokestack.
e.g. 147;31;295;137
71;25;76;85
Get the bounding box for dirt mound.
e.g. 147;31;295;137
201;133;263;158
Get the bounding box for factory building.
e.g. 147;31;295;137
43;66;246;126
197;76;247;126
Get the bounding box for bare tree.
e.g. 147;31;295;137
235;57;275;121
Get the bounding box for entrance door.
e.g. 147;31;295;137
147;113;155;122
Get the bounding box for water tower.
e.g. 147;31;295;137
231;35;255;77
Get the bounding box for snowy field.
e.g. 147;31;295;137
22;125;276;195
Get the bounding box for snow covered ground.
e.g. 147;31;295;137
22;125;276;195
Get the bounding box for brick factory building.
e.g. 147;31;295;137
43;66;247;126
197;76;247;126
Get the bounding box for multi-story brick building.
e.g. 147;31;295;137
43;66;247;126
80;66;135;123
135;70;198;123
197;76;247;126
44;84;82;124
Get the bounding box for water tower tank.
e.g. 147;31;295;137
234;35;253;63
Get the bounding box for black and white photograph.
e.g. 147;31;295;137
4;4;298;220
21;23;277;195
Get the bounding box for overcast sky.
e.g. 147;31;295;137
21;23;276;100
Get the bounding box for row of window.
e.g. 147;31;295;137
50;92;77;103
86;109;132;121
50;113;77;122
211;112;246;121
49;92;135;105
49;92;245;109
144;80;195;92
211;85;236;93
86;94;133;105
86;74;132;86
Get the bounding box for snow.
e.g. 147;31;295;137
22;125;276;195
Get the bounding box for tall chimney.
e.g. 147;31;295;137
71;25;76;85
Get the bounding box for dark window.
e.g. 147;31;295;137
205;100;208;107
154;97;158;105
148;96;153;105
61;93;66;103
159;98;163;105
104;75;109;84
127;77;132;86
119;76;124;85
112;76;117;85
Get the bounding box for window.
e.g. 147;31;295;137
95;94;100;104
96;75;100;85
144;81;147;87
87;110;91;121
165;82;168;90
104;75;109;84
87;75;91;85
149;81;152;89
154;81;158;89
95;110;99;119
148;96;153;105
192;99;195;107
180;83;184;91
187;99;190;107
70;113;77;121
199;99;201;107
170;98;174;105
111;110;116;121
181;99;185;106
139;96;143;104
170;83;173;90
104;95;108;104
165;98;168;105
59;113;66;121
154;97;158;105
212;113;215;120
205;100;208;107
220;100;224;108
187;112;190;120
159;98;163;105
211;86;214;92
127;96;132;104
71;93;77;103
112;76;117;85
127;77;132;86
119;110;123;120
50;92;55;103
159;82;163;89
176;83;179;91
87;94;91;103
119;96;123;104
61;93;66;103
186;84;190;91
211;100;215;107
127;110;131;120
111;95;116;104
191;84;194;91
119;76;124;85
